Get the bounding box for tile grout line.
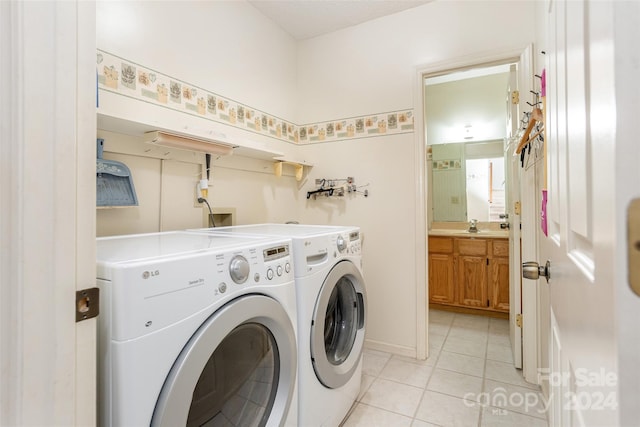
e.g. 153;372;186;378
345;350;394;425
408;312;454;425
355;313;528;426
477;315;491;427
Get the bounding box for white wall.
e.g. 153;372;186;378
95;128;304;237
296;1;535;123
97;0;298;121
425;72;510;145
296;0;535;354
96;1;302;235
208;155;305;225
298;136;417;353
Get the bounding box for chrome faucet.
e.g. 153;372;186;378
468;219;478;233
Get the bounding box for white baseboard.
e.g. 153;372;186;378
364;339;417;359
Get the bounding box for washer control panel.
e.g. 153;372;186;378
335;230;361;255
218;241;294;295
101;235;294;341
218;242;293;293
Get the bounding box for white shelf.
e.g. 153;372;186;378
273;157;313;181
97;90;286;161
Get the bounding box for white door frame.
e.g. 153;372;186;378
0;1;97;425
414;46;535;369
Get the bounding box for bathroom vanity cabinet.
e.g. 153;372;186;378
428;235;509;313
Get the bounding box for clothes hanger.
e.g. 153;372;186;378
516;107;544;154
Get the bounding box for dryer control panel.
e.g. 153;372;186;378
259;244;292;283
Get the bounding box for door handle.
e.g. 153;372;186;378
522;260;551;283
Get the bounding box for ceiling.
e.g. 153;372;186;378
248;0;432;40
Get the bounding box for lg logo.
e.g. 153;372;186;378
142;270;160;279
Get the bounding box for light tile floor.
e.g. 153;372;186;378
342;310;549;427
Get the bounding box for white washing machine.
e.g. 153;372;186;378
192;224;367;427
96;231;298;427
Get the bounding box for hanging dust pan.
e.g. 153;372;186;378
96;138;138;207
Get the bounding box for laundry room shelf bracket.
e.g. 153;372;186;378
273;157;313;182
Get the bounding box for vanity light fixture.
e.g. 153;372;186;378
145;131;235;156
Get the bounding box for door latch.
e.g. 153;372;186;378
76;287;99;322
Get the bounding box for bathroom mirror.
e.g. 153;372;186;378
424;63;515;222
429;140;505;222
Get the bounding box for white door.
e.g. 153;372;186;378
530;1;640;425
505;63;523;370
507;45;537;378
0;2;97;425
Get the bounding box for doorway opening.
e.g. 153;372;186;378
414;48;533;374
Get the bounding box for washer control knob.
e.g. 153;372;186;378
218;282;227;293
337;235;347;252
229;255;250;284
277;265;283;276
285;262;291;273
267;268;274;280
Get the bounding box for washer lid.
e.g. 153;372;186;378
191;223;356;238
97;231;274;264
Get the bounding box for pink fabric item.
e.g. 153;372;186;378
541;189;548;236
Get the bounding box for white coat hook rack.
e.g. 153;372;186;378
307;176;370;200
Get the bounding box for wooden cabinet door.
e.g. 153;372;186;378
428;253;454;304
489;257;510;312
457;255;487;308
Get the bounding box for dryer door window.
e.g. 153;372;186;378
152;295;297;427
311;260;367;389
187;323;278;426
325;277;358;365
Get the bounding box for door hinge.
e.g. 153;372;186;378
76;287;100;322
511;90;520;104
514;201;521;215
516;313;523;328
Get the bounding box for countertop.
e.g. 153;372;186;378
428;229;509;238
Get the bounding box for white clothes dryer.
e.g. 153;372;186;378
192;224;367;427
96;231;298;427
